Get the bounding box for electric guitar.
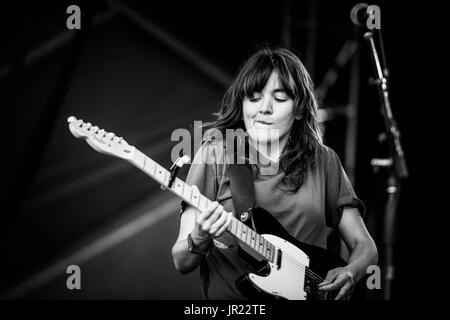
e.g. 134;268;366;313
67;116;362;300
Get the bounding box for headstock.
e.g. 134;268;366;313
67;116;135;160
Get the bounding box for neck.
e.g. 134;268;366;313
249;131;290;163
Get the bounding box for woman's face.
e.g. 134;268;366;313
243;71;296;146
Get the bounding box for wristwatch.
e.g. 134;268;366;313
187;233;210;255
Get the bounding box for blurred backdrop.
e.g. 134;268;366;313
0;0;423;300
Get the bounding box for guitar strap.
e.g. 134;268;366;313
228;137;268;271
229;163;256;225
227;135;257;229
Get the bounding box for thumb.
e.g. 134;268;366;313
319;270;337;286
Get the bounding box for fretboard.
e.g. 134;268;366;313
130;149;276;263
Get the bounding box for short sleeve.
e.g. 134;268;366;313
324;147;366;228
179;136;224;214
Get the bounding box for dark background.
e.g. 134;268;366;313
0;0;430;300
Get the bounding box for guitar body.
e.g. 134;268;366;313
236;207;362;300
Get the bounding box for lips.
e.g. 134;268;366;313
254;120;273;125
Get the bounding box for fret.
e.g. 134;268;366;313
163;168;169;186
247;228;253;247
143;156;156;177
261;238;267;257
241;225;247;244
244;226;251;245
228;218;233;233
154;164;166;184
250;230;255;249
256;234;262;254
258;236;263;256
142;154;147;171
172;178;184;197
191;185;201;208
182;184;192;203
252;231;257;250
241;225;248;244
227;219;234;233
236;220;243;241
232;218;238;235
198;195;208;212
134;149;145;167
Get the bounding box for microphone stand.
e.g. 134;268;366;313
364;31;408;300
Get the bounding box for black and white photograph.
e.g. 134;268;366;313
0;0;432;313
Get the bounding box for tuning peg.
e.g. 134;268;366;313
91;126;99;133
67;116;76;123
97;129;105;137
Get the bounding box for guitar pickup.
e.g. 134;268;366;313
276;249;282;270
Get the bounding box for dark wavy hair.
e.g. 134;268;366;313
207;47;322;192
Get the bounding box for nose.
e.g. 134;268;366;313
258;96;272;114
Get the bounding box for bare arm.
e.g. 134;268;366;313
171;186;233;274
339;207;378;280
319;207;378;299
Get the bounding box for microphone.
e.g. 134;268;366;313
350;3;372;27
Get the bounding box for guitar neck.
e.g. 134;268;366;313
130;149;276;263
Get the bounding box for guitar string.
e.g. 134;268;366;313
266;257;325;298
278;254;324;285
282;254;324;284
265;245;325;285
276;260;328;300
260;261;327;300
284;253;325;284
286;258;331;299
